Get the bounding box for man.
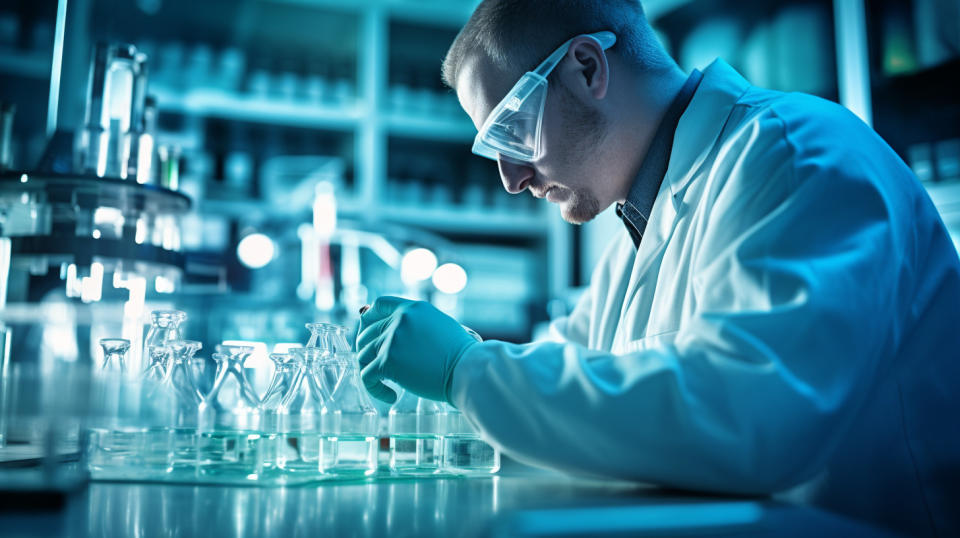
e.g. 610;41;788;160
356;1;960;535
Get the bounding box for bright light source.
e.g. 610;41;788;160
432;263;467;294
401;248;437;285
20;173;27;183
237;233;276;269
155;275;176;294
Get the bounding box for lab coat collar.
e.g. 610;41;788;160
666;59;752;198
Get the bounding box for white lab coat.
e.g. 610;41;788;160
450;60;960;536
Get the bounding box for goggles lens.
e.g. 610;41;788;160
472;73;548;162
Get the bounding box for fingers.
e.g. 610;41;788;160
356;334;384;368
360;360;398;404
355;317;392;353
360;296;410;326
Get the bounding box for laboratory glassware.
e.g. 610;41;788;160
197;345;263;480
305;322;351;353
143;309;186;379
98;338;130;373
319;354;379;477
272;348;328;478
259;350;305;478
167;340;203;471
388;390;443;476
440;404;500;475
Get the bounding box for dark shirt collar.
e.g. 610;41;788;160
616;69;703;249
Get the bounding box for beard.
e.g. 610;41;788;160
551;82;607;224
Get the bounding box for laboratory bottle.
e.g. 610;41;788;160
305;322;351;353
272;348;329;478
388;390;443;476
167;340;203;471
197;345;263;480
260;350;300;478
142;310;186;379
440;404;500;475
319;355;379;477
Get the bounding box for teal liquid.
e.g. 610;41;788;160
319;434;378;477
277;432;323;475
389;434;441;475
441;434;499;475
197;431;266;479
136;427;175;475
170;427;198;471
86;427;149;478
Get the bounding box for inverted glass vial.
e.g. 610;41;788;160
389;390;443;476
319;355;379;478
197;345;263;481
441;404;500;475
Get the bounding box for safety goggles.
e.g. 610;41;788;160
471;31;617;163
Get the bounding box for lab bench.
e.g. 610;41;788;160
0;459;897;537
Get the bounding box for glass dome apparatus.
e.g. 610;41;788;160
319;353;379;478
388;390;443;476
197;344;263;480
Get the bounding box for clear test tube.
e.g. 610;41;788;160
128;53;152;183
77;43;138;179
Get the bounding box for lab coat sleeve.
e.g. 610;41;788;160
449;109;900;495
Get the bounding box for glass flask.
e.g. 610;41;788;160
319;355;379;477
305;322;351;353
388;390;443;476
86;340;175;479
197;345;263;480
167;340;203;472
270;348;329;478
440;404;500;475
143;310;186;379
99;338;130;372
259;350;307;479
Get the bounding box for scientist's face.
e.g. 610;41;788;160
457;55;610;224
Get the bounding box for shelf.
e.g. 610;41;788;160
378;205;549;236
384;112;475;142
152;86;362;131
265;0;474;26
0;48;50;79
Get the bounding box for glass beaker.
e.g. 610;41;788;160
440;404;500;475
197;345;263;480
98;338;130;373
388;390;443;476
319;355;379;478
259;350;301;479
142;310;186;379
167;340;203;472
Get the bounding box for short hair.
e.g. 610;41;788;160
441;0;673;89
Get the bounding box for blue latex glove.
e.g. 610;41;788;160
356;296;479;404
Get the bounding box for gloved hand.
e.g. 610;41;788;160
355;296;479;404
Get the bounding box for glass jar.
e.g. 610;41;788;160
142;310;186;378
260;350;301;480
167;340;203;472
98;338;130;373
440;404;500;475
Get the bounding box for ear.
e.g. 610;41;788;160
561;36;610;101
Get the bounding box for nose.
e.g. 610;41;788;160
498;157;535;194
